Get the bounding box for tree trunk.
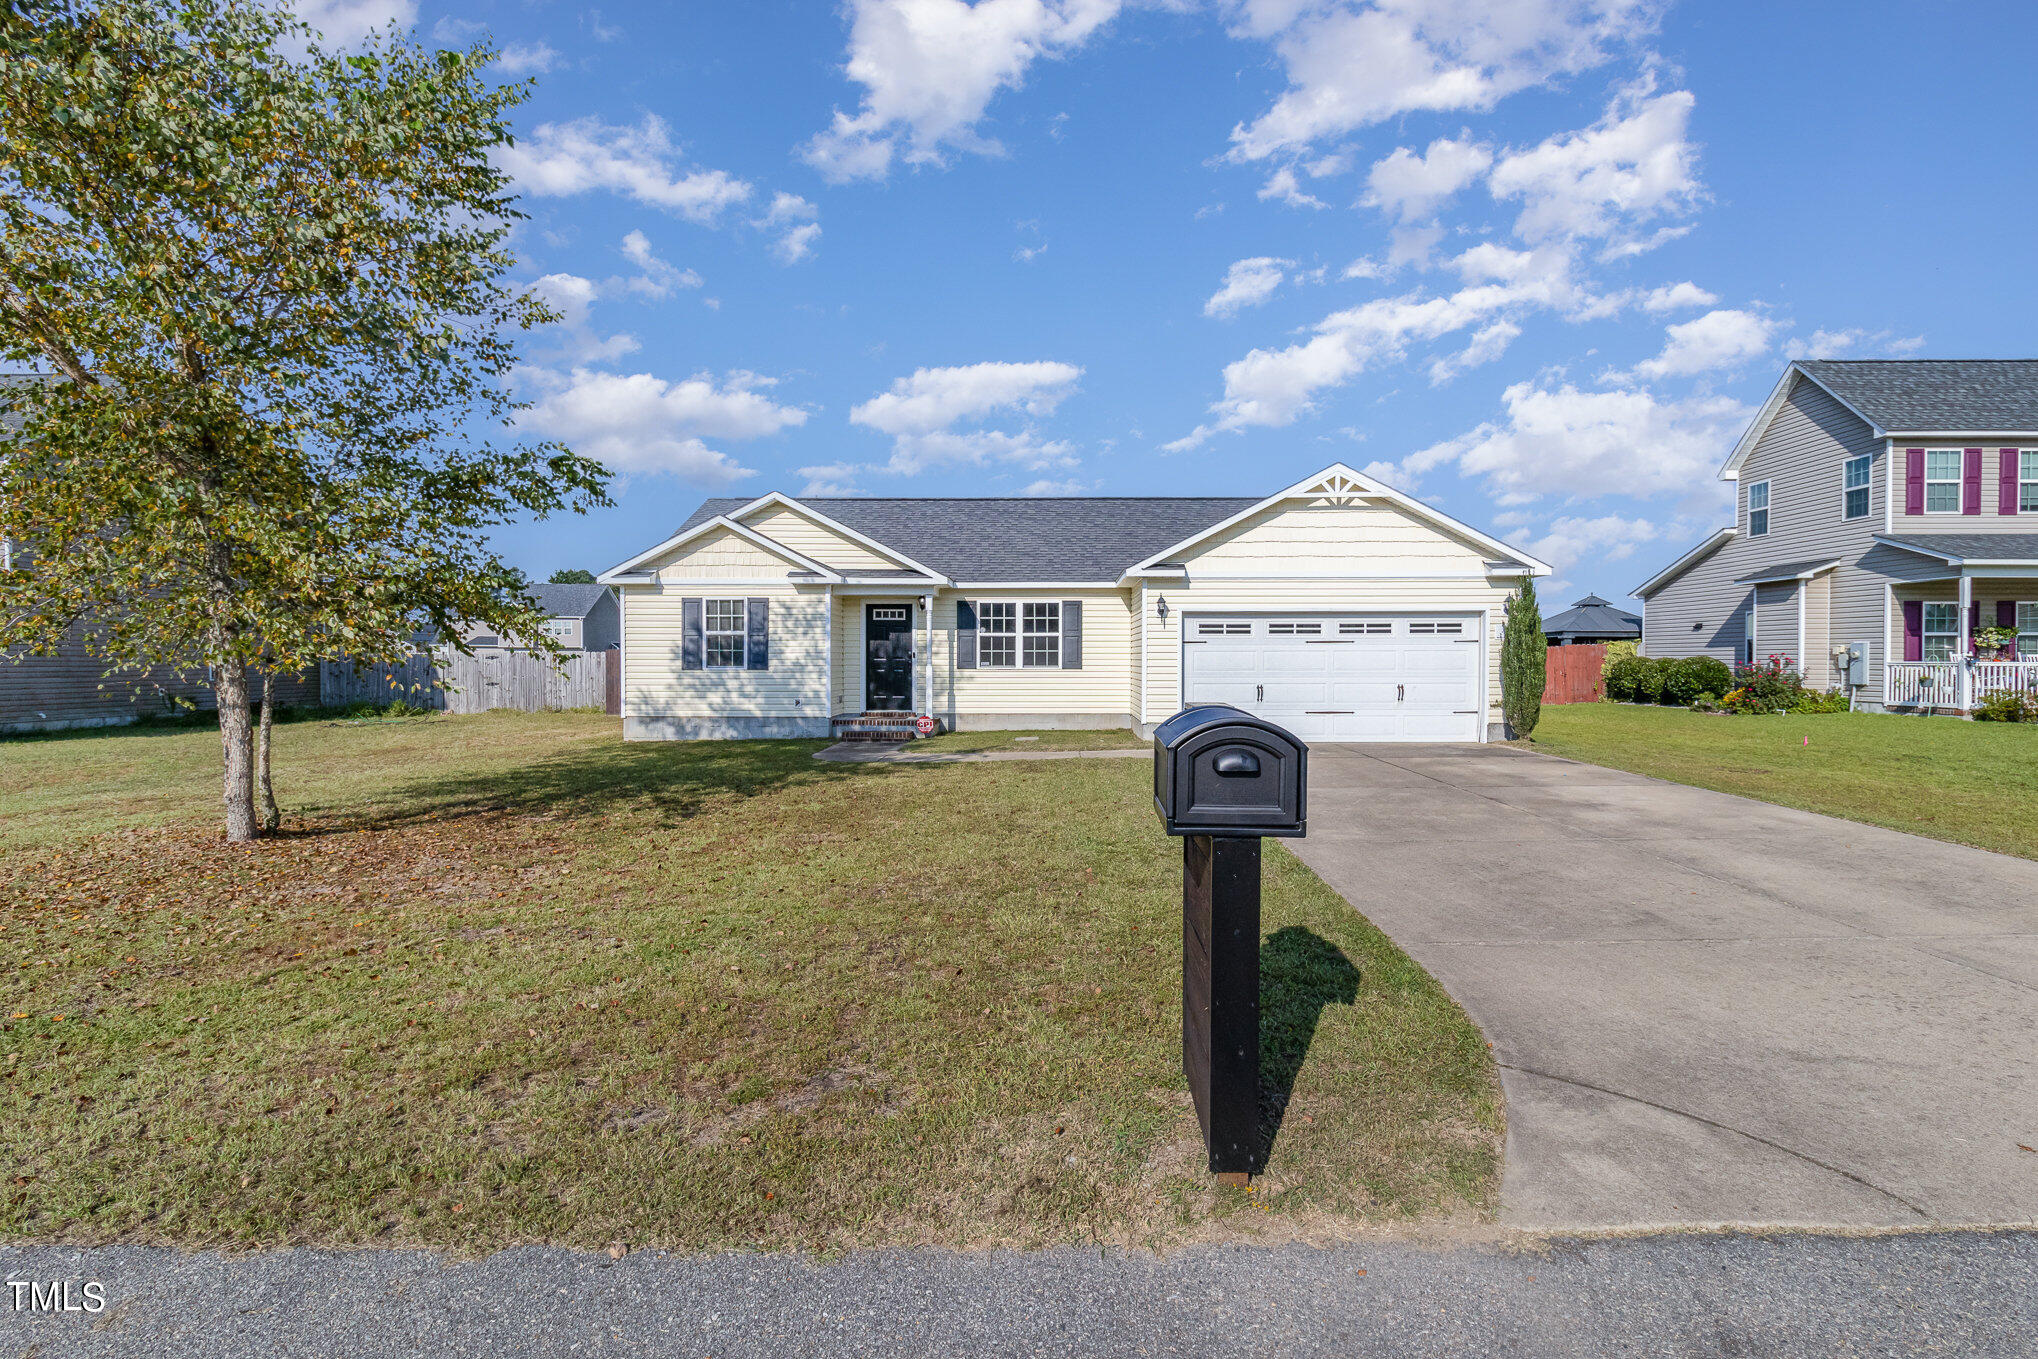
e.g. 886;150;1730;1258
257;669;280;834
215;658;258;843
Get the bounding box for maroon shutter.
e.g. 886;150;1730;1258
1963;447;1983;515
1902;601;1923;661
2004;448;2022;515
1999;600;2020;659
1905;449;1925;514
1969;601;1981;652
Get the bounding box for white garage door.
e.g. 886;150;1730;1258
1181;614;1484;742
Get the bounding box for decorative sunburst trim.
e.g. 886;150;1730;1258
1298;470;1372;505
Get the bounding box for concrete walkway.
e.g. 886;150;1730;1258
814;741;1147;764
6;1231;2034;1357
1289;744;2038;1231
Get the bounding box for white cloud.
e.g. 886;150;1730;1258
798;463;866;496
529;272;599;330
618;231;703;299
802;0;1123;182
499;116;752;223
1021;478;1092;496
851;360;1084;475
521;370;806;484
497;42;560;75
756;193;822;263
526;272;640;363
1488;80;1701;249
295;0;415;47
1362;135;1492;221
1427;318;1520;384
1385;380;1750;504
1783;327;1927;360
1526;513;1662;573
1226;0;1661;161
1642;281;1716;313
1633;307;1775;378
1257;167;1328;210
1205;257;1293;318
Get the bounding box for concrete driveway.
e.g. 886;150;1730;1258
1287;743;2038;1231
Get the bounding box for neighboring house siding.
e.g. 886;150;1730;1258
1754;581;1801;666
1642;375;1898;699
1894;443;2038;534
582;591;621;651
740;506;904;572
2;620;319;733
1803;573;1833;687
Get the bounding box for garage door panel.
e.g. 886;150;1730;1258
1183;614;1482;744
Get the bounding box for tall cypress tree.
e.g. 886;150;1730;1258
1501;578;1546;738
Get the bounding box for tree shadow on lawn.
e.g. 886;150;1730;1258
1256;925;1361;1171
339;738;874;833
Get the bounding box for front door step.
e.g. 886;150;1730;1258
831;712;936;741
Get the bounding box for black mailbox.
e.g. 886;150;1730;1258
1152;705;1307;838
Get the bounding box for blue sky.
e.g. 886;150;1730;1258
310;0;2038;602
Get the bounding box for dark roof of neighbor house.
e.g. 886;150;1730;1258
674;496;1263;581
1876;533;2038;563
1541;593;1640;640
1733;557;1842;584
1795;360;2038;432
531;583;612;618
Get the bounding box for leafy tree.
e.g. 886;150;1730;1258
547;568;596;584
0;0;608;841
1501;577;1546;738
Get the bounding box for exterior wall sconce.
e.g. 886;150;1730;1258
1156;594;1170;624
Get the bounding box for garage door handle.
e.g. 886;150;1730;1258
1256;684;1263;701
1397;684;1404;702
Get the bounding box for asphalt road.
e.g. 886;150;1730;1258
1290;743;2038;1230
4;1230;2034;1357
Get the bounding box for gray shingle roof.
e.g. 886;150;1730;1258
1796;360;2038;432
531;583;612;618
674;496;1262;582
1541;594;1640;640
1733;557;1841;584
1877;533;2038;563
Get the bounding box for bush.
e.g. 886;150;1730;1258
1719;656;1805;714
1662;656;1733;707
1605;655;1651;703
1974;689;2038;722
1789;688;1853;715
1601;639;1639;673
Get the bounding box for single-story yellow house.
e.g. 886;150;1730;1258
596;463;1549;743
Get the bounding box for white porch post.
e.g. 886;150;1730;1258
1957;572;1974;712
920;593;933;719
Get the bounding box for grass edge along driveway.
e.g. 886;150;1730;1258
1527;704;2038;861
1;713;1500;1255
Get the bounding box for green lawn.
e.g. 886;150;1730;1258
1;712;1498;1253
909;727;1149;754
1529;704;2038;860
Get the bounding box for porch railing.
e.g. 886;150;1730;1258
1887;659;2038;709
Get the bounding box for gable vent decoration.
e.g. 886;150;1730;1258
1301;470;1369;506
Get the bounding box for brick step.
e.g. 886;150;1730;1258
831;712;933;741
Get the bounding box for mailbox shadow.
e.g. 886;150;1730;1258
1255;926;1362;1170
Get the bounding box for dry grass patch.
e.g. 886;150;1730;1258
2;712;1498;1253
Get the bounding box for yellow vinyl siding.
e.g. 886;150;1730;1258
932;590;1134;719
653;527;795;581
621;582;829;719
1185;503;1493;571
740;506;905;572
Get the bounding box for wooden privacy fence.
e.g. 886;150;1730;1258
320;648;620;715
1543;643;1608;705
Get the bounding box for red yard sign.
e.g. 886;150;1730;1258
915;714;936;736
1544;644;1608;705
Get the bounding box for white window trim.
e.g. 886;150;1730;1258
2017;600;2038;655
1746;480;1771;537
2020;449;2038;515
1021;600;1063;668
1842;453;1872;520
973;599;1064;668
1922;448;1964;516
703;597;747;669
977;600;1017;668
1922;600;1961;664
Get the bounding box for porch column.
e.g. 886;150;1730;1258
920;593;933;718
1957;573;1974;712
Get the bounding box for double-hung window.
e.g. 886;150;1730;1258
1843;454;1871;520
1922;601;1961;663
978;602;1017;667
1924;450;1962;513
2021;450;2038;514
1021;602;1062;667
1747;481;1770;536
704;598;747;668
2019;602;2038;657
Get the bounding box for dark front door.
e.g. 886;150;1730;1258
865;604;914;710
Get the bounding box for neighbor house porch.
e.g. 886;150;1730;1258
1885;559;2038;712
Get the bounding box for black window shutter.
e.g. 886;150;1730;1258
746;597;769;670
681;597;703;670
1061;599;1082;669
956;599;977;669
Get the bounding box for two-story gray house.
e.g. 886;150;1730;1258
1634;359;2038;713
